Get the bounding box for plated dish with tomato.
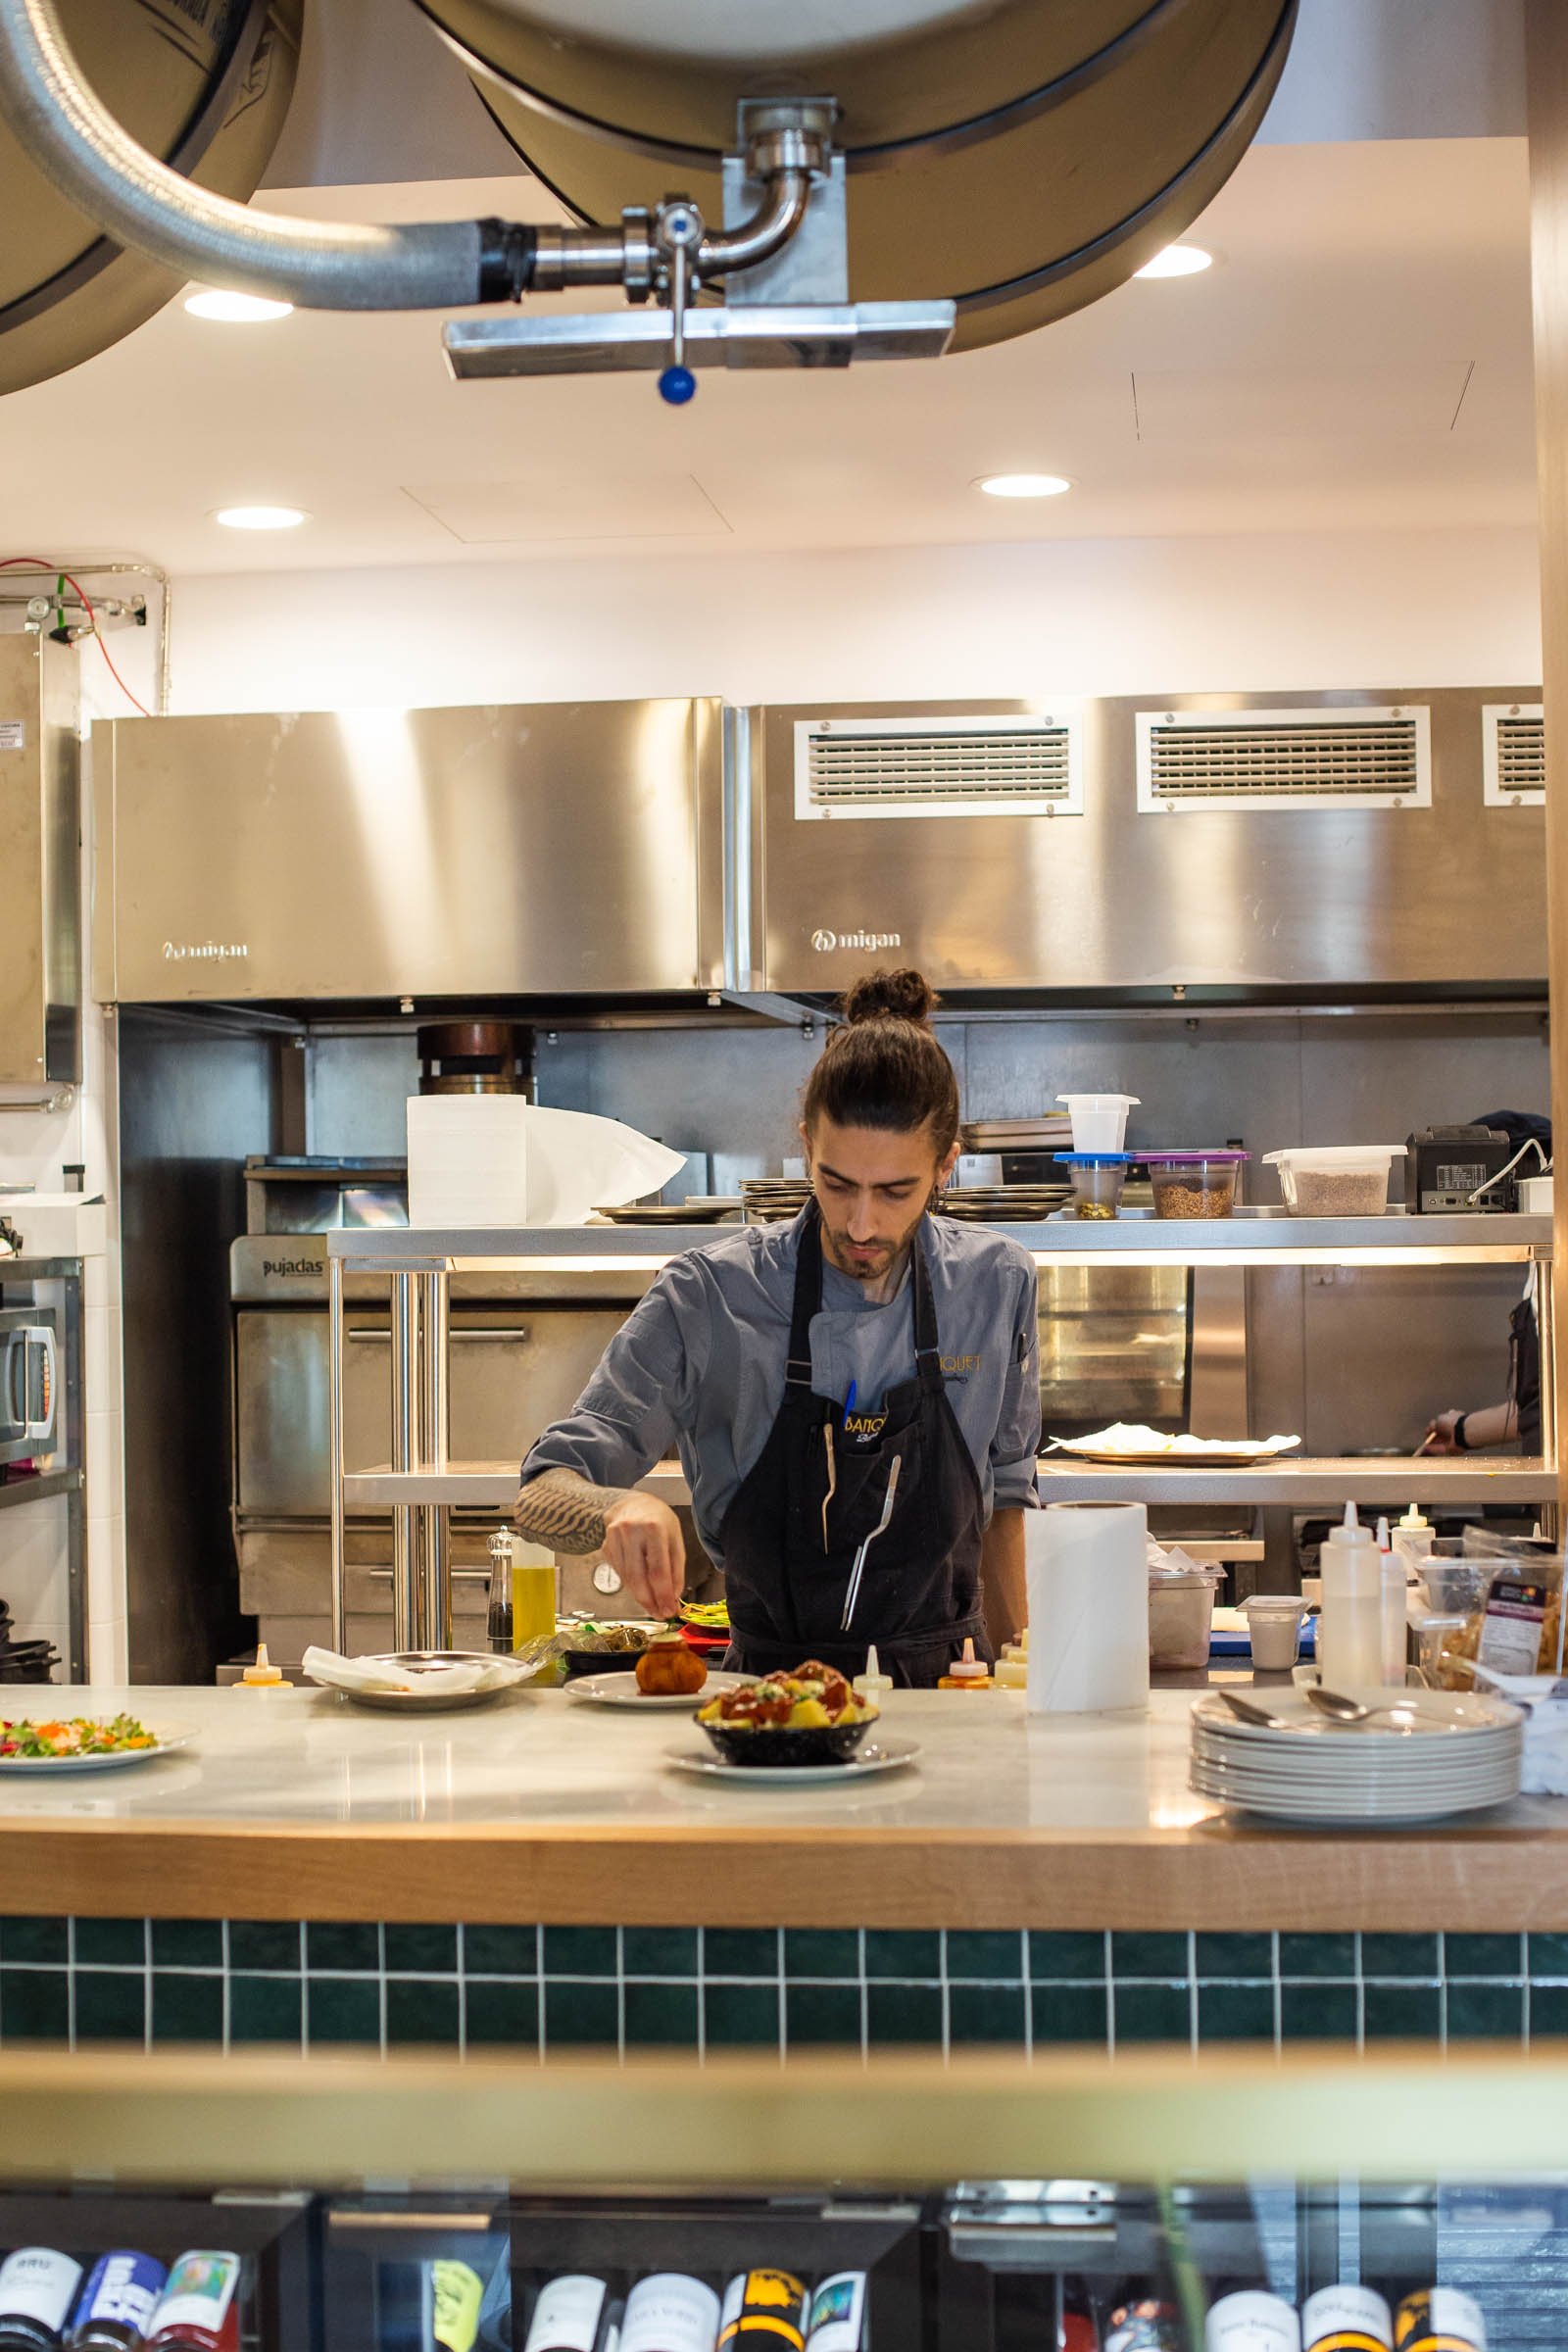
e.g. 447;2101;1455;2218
0;1714;192;1771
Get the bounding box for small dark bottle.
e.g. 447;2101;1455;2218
0;2250;85;2352
487;1532;514;1655
69;2254;169;2352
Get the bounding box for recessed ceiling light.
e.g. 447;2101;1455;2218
1134;243;1213;280
185;288;294;322
974;472;1072;500
213;505;310;531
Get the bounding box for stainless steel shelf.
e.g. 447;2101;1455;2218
1038;1455;1552;1506
328;1214;1551;1270
0;1467;82;1513
344;1458;1549;1510
344;1460;692;1508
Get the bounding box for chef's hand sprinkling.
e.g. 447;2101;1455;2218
601;1492;687;1619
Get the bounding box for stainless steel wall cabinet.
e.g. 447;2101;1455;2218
93;698;725;1003
0;633;78;1097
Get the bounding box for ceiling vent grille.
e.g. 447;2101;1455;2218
1483;704;1544;806
794;713;1083;820
1136;706;1432;813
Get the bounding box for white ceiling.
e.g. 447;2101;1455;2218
0;134;1534;576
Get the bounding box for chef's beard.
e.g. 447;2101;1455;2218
818;1189;936;1286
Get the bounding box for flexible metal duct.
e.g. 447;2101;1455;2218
0;0;304;394
416;0;1298;350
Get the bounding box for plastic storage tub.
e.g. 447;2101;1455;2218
1242;1594;1304;1669
1262;1145;1406;1216
1054;1152;1132;1219
1138;1150;1249;1218
1057;1093;1139;1152
1148;1561;1224;1669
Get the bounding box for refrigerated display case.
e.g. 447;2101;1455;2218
6;2048;1568;2352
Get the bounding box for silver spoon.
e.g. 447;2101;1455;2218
1305;1685;1418;1727
1214;1689;1293;1729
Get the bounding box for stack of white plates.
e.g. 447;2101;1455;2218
1189;1687;1524;1823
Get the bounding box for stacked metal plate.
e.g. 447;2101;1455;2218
937;1186;1066;1222
1189;1688;1524;1824
961;1117;1073;1152
741;1179;813;1224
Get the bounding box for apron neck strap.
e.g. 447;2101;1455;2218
786;1201;943;1395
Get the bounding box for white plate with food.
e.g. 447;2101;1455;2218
566;1670;749;1709
0;1714;195;1772
664;1739;920;1787
1047;1423;1301;1466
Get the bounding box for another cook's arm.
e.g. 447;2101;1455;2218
515;1262;709;1618
981;1260;1042;1652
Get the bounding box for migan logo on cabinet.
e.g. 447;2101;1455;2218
809;928;903;953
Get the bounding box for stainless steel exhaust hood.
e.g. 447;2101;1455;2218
93;685;1545;1010
93;697;725;1004
0;632;77;1101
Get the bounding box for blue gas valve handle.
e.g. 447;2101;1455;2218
658;364;697;405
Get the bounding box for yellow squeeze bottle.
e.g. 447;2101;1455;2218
939;1636;993;1690
237;1642;290;1689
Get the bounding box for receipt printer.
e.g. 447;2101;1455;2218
1406;1124;1516;1213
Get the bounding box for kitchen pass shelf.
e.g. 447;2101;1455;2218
324;1214;1559;1650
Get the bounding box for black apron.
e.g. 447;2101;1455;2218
1510;1290;1542;1453
719;1203;991;1690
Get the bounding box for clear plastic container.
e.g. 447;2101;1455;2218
1242;1594;1304;1670
1148;1561;1223;1669
1057;1093;1139;1152
1053;1152;1132;1219
1261;1144;1406;1217
1138;1150;1249;1219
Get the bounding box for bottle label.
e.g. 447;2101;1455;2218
1105;2301;1183;2352
1394;2288;1487;2352
523;2276;609;2352
74;2253;169;2337
0;2249;84;2334
619;2277;720;2352
718;2271;807;2349
1303;2283;1393;2351
804;2274;866;2352
148;2252;240;2341
1204;2288;1300;2351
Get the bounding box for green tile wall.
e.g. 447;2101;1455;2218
0;1921;1556;2060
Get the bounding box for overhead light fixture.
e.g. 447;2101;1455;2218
974;472;1072;500
1134;243;1212;280
213;505;309;531
184;288;295;322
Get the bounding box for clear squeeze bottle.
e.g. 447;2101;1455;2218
1377;1515;1408;1687
1318;1502;1383;1690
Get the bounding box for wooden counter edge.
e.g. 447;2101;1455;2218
5;1813;1568;1926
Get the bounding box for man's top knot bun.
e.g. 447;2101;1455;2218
841;967;938;1028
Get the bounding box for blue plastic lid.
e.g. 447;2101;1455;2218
1054;1152;1134;1166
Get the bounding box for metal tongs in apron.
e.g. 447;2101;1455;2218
841;1452;903;1633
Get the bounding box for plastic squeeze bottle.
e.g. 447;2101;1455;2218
237;1644;289;1690
853;1644;894;1703
1317;1502;1383;1690
1376;1515;1407;1688
1391;1502;1432;1574
938;1637;993;1690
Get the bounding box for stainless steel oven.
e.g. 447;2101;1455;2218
0;1307;57;1464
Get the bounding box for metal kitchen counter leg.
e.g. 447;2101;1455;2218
62;1263;85;1684
328;1250;347;1656
390;1270;418;1654
416;1268;452;1651
1539;1240;1558;1544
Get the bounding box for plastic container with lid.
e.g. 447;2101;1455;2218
1261;1145;1406;1217
1138;1150;1249;1219
1053;1152;1132;1219
1148;1560;1224;1669
1242;1594;1303;1671
1057;1092;1139;1152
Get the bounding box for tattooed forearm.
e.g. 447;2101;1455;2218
514;1466;632;1554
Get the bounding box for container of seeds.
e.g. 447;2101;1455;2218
1053;1152;1133;1218
1137;1150;1249;1218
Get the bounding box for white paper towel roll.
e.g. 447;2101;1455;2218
1026;1501;1150;1714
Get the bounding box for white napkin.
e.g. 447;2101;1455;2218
302;1646;527;1696
1465;1664;1566;1793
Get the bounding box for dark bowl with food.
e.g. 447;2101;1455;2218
559;1622;658;1678
699;1716;872;1769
